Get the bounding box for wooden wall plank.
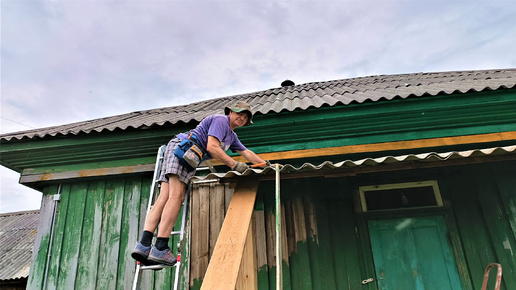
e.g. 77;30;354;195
279;202;292;290
310;195;336;290
254;209;269;289
137;178;155;287
447;175;498;289
27;186;59;289
303;194;318;240
495;169;516;241
45;184;71;289
339;195;363;289
209;184;225;259
198;185;210;280
76;181;106;289
285;201;297;256
190;184;201;287
254;190;269;290
225;183;235;213
96;179;125;289
327;195;351;289
287;195;312;290
236;218;258;290
265;209;276;269
477;178;516;288
117;177;144;290
58;182;88;289
201;178;259;290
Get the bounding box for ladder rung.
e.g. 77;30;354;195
140;261;181;271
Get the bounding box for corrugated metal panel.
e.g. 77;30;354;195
0;210;40;281
2;69;515;141
193;145;516;180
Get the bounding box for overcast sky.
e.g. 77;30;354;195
1;0;515;213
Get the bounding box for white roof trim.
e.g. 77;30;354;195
192;145;516;180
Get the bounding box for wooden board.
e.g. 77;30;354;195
209;184;225;259
201;178;259;290
236;217;258;290
210;131;516;165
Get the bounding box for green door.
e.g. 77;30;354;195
368;216;463;290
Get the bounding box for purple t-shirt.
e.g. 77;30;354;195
177;114;247;160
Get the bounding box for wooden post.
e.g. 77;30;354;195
201;178;259;290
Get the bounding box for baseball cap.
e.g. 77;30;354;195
224;101;253;126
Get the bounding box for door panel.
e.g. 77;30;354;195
368;216;463;290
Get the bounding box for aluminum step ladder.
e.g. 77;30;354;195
132;145;190;290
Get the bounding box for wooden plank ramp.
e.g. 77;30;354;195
201;178;260;290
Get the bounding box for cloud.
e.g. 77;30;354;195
0;167;42;214
1;0;516;213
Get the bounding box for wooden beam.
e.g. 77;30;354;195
201;178;259;290
210;131;516;165
20;164;154;184
22;131;514;185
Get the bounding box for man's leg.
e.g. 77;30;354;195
156;175;186;238
146;175;186;266
132;180;172;265
142;181;170;233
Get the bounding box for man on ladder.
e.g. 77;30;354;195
131;101;267;266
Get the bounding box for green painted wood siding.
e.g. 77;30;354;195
3;90;515;178
244;91;516;154
26;175;188;290
255;161;515;290
254;178;367;290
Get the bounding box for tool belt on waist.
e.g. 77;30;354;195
173;134;207;171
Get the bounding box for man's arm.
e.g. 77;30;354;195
206;136;266;168
237;149;266;165
206;136;238;168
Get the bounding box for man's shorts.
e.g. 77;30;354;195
158;138;196;185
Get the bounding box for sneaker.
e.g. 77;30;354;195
131;242;154;266
147;246;177;266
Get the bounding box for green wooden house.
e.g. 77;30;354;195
1;69;515;289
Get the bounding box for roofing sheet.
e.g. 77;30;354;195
0;210;40;281
2;68;516;141
192;145;516;181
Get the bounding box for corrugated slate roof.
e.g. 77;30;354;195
0;210;40;281
2;68;516;141
193;145;516;181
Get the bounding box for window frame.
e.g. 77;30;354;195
359;180;444;212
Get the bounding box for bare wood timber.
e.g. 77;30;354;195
209;184;225;259
201;178;260;290
210;131;516;165
190;184;201;283
21;164;154;184
236;215;258;289
254;210;268;270
198;185;210;278
265;209;277;267
225;183;235;213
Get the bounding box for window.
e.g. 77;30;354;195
359;180;443;212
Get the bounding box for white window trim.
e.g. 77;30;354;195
359;180;444;212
